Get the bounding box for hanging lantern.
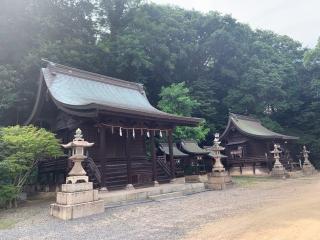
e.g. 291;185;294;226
119;127;122;136
133;128;135;138
147;130;150;138
159;130;163;138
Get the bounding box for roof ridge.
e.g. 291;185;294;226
46;61;145;93
230;112;260;122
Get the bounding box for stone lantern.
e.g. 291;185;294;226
211;133;226;172
270;144;286;178
206;133;228;190
62;128;94;184
50;128;104;220
302;145;316;175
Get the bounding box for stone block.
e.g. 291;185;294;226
254;166;269;176
229;167;242;176
271;167;286;178
302;166;316;175
185;175;201;183
224;174;233;184
56;190;95;205
241;166;254;175
50;200;104;220
206;172;227;190
93;189;99;201
61;182;93;193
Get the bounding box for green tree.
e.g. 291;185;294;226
0;126;62;208
158;82;209;142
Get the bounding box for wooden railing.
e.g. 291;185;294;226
157;155;172;177
84;157;102;185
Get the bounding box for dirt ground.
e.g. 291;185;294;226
1;175;320;240
184;175;320;240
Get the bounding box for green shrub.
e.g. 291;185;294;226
0;125;62;208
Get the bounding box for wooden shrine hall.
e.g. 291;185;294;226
220;113;299;175
25;61;201;190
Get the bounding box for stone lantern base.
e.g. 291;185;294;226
302;163;316;175
50;182;104;220
271;162;286;178
206;171;227;190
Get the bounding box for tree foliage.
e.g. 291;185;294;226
158;82;210;142
0;126;62;207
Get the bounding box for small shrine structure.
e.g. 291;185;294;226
220;113;299;175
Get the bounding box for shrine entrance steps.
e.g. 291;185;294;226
100;180;206;207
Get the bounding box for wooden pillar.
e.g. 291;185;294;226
150;131;158;182
266;141;271;171
168;129;175;179
125;137;133;187
99;127;106;187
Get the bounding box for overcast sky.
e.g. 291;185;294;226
151;0;319;48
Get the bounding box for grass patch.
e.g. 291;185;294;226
0;218;16;230
232;176;273;187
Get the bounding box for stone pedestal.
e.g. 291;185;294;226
224;173;233;184
302;163;316;175
185;175;201;183
271;162;286;178
254;166;269;176
229;167;242;176
241;166;254;175
50;182;104;220
206;172;227;190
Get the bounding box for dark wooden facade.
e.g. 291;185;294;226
220;113;299;175
26;62;201;190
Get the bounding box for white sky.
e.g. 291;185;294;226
151;0;319;48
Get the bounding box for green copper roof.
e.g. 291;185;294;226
221;113;298;140
30;62;201;125
43;68;160;113
180;140;209;155
159;143;188;157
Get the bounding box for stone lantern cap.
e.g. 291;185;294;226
61;128;94;149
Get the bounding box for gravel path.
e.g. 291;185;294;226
0;176;318;240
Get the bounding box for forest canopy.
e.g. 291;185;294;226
0;0;319;166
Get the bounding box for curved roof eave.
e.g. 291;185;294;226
220;113;298;141
26;62;202;126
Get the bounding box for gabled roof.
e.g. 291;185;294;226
159;143;188;157
180;140;209;155
220;113;298;140
26;62;201;126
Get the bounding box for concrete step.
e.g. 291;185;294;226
148;191;183;201
100;182;207;206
